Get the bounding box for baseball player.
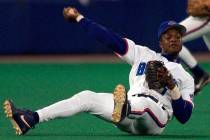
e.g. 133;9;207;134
3;7;194;135
179;0;210;94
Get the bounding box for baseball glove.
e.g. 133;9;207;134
145;61;175;90
187;0;210;17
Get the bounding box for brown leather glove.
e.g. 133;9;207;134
187;0;210;17
145;61;175;90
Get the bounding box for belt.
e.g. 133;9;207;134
132;94;166;110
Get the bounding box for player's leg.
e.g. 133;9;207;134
110;84;151;135
179;46;209;90
179;46;210;93
179;46;197;68
125;95;168;135
180;16;210;42
203;32;210;51
3;90;114;135
112;84;127;123
116;95;169;135
37;90;114;122
179;16;210;93
3;100;39;135
196;33;210;89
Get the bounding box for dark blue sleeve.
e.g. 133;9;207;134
172;97;193;124
79;18;128;55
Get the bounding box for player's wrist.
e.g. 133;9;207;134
166;74;176;90
168;86;181;100
76;15;84;22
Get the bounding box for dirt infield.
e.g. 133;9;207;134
0;53;209;63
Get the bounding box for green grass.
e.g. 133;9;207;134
0;62;210;140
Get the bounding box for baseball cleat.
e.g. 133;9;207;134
3;100;37;135
195;74;210;94
112;84;126;123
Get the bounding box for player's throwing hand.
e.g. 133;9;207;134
63;7;83;22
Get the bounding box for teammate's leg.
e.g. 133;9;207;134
180;16;210;42
179;46;197;68
179;46;208;82
179;45;210;93
203;32;210;51
179;16;210;93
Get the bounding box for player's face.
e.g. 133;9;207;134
159;28;182;55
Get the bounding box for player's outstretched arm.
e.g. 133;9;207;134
63;7;128;55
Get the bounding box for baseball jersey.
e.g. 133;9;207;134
118;38;195;117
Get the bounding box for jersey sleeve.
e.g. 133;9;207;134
179;69;195;107
79;18;128;55
117;38;157;65
165;62;194;123
168;63;195;107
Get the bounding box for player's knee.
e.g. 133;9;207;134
78;90;95;95
130;97;149;111
75;90;96;100
69;90;96;111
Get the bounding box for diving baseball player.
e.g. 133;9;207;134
3;7;194;135
179;0;210;93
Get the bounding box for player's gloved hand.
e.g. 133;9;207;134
187;0;210;17
63;7;83;22
145;61;175;90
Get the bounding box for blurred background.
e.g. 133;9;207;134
0;1;210;139
0;0;209;55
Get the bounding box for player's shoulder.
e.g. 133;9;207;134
165;62;185;74
165;61;181;69
165;62;186;74
164;61;182;71
124;38;157;54
124;38;151;50
165;62;194;80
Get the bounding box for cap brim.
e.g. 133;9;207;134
166;24;186;36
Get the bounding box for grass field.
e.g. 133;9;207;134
0;62;210;140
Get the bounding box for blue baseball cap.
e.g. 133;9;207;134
158;20;186;40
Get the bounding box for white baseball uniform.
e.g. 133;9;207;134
181;16;210;46
36;38;194;135
179;15;210;68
